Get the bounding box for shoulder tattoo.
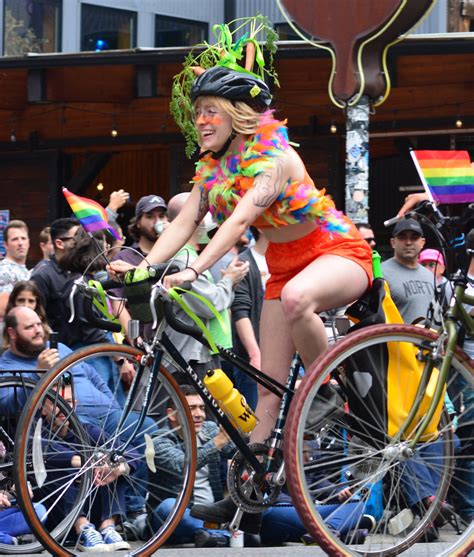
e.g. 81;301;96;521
195;189;209;226
253;157;284;208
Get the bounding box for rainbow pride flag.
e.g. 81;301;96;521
63;188;120;239
411;150;474;204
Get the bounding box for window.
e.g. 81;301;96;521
81;4;136;52
155;15;207;48
3;0;61;56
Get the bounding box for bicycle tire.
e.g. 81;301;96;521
0;377;50;554
285;323;473;557
14;343;197;556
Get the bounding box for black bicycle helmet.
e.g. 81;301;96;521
191;66;272;109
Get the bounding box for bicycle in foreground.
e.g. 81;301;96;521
10;201;474;556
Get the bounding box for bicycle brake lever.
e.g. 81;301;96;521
150;281;168;329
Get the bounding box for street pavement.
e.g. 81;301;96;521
13;540;460;556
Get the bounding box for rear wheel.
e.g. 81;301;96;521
285;324;473;556
14;343;197;556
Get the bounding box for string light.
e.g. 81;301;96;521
9;129;16;143
96;182;104;191
330;122;337;134
455;118;463;129
111;122;118;137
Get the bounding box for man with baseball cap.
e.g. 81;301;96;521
381;218;435;324
117;195;168;265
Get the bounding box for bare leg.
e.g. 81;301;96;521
281;255;369;369
251;299;295;443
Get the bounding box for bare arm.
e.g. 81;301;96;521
163;156;287;290
235;317;261;369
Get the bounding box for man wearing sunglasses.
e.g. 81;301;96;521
31;218;80;346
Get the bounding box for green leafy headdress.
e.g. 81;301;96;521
170;15;279;158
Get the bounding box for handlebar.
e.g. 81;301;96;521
83;295;122;333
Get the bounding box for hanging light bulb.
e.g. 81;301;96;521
330;122;337;134
111;124;118;137
9;129;16;143
96;183;104;191
455;118;463;129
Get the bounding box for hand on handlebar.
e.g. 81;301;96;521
108;259;135;278
398;193;429;217
163;267;199;289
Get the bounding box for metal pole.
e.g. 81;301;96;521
345;95;370;223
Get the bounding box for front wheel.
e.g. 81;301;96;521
285;324;473;557
14;343;197;556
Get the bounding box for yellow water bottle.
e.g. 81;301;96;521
204;369;258;434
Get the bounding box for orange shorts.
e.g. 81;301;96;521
265;221;373;300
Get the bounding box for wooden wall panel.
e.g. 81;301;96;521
0;154;56;264
71;148;171;208
0;69;28;109
47;65;136;102
395;53;474;86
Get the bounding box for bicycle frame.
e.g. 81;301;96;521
107;328;297;477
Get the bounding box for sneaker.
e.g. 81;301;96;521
359;514;377;533
100;526;131;551
77;524;108;553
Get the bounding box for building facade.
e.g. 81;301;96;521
2;0;468;57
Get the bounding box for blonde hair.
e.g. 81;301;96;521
195;96;262;137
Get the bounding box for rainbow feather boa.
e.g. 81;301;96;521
193;112;350;235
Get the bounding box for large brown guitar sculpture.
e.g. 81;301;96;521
280;0;436;107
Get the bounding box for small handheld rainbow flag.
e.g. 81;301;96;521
62;188;120;239
411;150;474;204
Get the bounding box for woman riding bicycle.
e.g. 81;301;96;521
110;19;372;525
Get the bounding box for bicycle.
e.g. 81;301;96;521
12;201;473;556
0;374;89;554
285;201;473;556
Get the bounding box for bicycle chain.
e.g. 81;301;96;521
227;443;284;513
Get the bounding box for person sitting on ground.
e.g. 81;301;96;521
0;441;47;546
0;306;154;524
39;380;136;552
147;385;235;548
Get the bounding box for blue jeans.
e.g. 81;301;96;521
260;501;364;545
399;436;460;508
0;504;47;537
96;410;158;513
152;499;229;544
